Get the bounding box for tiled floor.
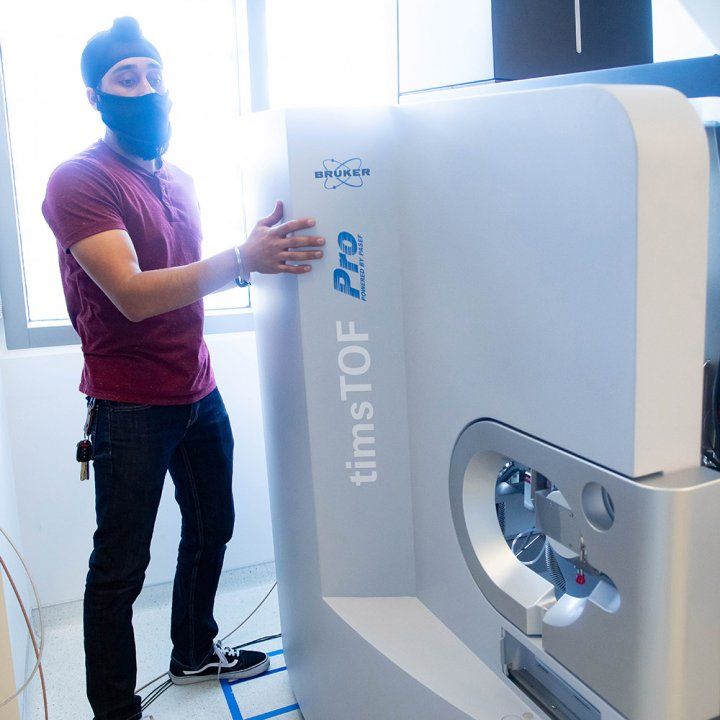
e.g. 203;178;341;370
25;563;303;720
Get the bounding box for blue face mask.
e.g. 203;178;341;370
96;90;172;160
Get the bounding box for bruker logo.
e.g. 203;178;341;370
314;158;370;189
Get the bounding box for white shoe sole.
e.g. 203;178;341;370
169;655;271;685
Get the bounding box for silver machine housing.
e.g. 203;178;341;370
243;84;720;720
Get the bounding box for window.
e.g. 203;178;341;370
264;0;397;110
0;0;249;347
0;0;399;349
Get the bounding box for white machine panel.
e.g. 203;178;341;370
244;85;719;720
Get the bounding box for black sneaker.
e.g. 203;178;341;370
169;642;270;685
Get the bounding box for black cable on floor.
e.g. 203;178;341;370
141;678;174;712
233;633;282;649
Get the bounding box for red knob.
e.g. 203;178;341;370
576;571;586;585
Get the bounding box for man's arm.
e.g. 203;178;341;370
70;201;324;322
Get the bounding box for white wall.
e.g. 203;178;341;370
396;0;719;100
398;0;493;94
654;0;718;61
0;329;274;608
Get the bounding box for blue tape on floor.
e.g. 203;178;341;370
230;666;288;686
221;678;244;720
245;703;300;720
222;647;300;720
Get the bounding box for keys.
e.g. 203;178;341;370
77;398;96;482
76;439;92;481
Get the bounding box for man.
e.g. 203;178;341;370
41;17;324;720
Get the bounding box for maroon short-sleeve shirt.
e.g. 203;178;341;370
42;140;215;405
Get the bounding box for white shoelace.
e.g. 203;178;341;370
214;643;241;675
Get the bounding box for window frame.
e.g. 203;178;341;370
0;0;400;350
0;0;260;351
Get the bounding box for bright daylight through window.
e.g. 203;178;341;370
264;0;397;110
0;0;714;333
0;0;247;324
0;0;396;331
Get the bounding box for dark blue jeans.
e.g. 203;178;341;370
84;388;235;720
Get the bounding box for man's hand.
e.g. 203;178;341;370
68;200;324;323
239;201;325;275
